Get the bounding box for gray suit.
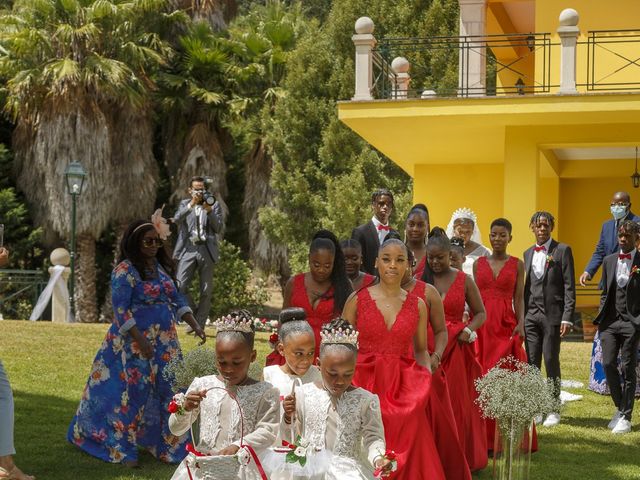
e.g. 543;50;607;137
173;198;224;328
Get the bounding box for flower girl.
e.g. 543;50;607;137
276;318;394;480
168;310;279;480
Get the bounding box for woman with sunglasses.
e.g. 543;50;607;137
68;219;205;467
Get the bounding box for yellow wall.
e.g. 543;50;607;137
535;0;640;92
413;163;504;246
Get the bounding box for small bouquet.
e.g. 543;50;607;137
163;346;218;392
168;393;186;415
268;331;279;349
373;450;398;478
632;265;640;276
277;435;310;466
545;254;554;267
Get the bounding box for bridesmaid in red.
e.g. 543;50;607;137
402;251;473;480
341;239;376;290
283;229;353;360
405;204;430;279
473;218;537;451
424;228;488;472
343;238;446;480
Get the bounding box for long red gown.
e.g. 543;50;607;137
474;256;537;451
411;281;472;480
414;255;427;279
352;287;446;480
438;271;487;472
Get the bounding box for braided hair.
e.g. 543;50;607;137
278;307;314;344
371;188;394;206
619;219;640;236
529;211;555;229
421;227;450;284
310;229;353;314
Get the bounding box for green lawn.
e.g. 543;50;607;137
1;321;639;480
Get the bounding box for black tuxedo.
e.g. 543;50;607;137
593;251;640;421
351;221;380;275
523;240;576;396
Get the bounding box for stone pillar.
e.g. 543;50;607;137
352;17;377;101
391;57;411;99
557;8;579;94
49;248;71;323
459;0;487;96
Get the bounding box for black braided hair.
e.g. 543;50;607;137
319;317;358;358
278;307;314;344
371;188;394;206
619;219;640;236
421;227;450;285
310;229;353;314
491;218;513;234
450;236;465;255
529;211;555;229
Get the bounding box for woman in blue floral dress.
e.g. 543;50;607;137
67;219;206;466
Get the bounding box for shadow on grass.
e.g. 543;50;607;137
13;390;176;480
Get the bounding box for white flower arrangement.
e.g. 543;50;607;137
475;356;561;429
163;347;218;391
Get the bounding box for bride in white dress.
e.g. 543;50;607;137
446;207;491;276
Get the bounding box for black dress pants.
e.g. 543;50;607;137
525;316;561;398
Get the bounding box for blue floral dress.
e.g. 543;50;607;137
589;330;640;396
67;259;192;463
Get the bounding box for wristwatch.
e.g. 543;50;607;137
463;327;477;343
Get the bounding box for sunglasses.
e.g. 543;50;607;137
142;238;164;248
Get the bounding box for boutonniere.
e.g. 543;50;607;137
545;254;554;267
632;265;640;276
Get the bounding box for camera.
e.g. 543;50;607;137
203;177;216;206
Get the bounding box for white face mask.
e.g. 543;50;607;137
611;205;628;220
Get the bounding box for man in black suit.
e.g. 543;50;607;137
351;189;394;275
523;211;575;427
593;220;640;434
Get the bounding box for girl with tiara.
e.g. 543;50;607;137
274;318;393;480
343;238;446;480
341;239;376;291
446;208;491;276
168;310;279;480
404;204;430;279
449;236;467;272
401;249;473;480
284;230;353;360
423;228;488;472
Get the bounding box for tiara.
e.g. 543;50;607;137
214;314;254;334
320;326;359;348
451;207;477;223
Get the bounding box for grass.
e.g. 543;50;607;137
1;321;639;480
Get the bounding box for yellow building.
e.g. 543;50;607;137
339;1;640;307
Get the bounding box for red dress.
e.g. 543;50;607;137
438;271;487;471
414;255;427;279
475;256;537;451
353;288;445;480
411;281;472;480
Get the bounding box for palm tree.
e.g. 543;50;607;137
0;0;183;321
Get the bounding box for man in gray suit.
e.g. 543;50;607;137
523;211;576;427
173;176;224;331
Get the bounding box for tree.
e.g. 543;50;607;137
0;0;184;321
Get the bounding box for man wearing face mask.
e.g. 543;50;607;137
580;192;640;288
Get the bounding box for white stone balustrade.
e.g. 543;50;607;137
391;57;411;99
352;17;376;101
558;8;579;94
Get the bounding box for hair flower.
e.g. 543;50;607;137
151;206;171;240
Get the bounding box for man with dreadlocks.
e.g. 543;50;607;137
523;211;575;427
593;220;640;434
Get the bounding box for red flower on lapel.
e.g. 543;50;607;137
631;265;640;276
545;254;554;267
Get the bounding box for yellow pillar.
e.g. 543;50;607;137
503;126;539;257
537;150;560;237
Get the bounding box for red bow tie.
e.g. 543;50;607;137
619;253;632;260
377;224;390;231
534;245;547;252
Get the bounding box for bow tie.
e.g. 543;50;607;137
534;245;547;252
619;253;632;260
377;224;390;231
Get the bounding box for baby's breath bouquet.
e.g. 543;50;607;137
164;347;218;392
475;357;560;480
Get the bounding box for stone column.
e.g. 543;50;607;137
557;8;579;94
459;0;487;96
391;57;411;99
49;248;71;323
352;17;377;101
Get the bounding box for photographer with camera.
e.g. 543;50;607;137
173;176;224;333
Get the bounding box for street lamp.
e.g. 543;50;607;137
64;161;86;320
632;147;640;189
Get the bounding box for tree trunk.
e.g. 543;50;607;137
98;222;128;323
75;233;98;323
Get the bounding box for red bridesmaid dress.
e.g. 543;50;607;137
414;255;427;280
353;287;446;480
438;271;487;471
411;281;472;480
475;256;537;451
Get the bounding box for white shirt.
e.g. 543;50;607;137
371;216;390;245
531;238;553;280
616;249;636;288
188;203;207;242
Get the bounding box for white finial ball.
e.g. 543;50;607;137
559;8;579;26
421;90;437;98
391;57;410;74
355;17;374;34
50;248;70;267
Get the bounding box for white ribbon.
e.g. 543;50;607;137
29;265;73;322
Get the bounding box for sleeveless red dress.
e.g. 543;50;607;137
353;288;445;480
414;255;427;279
411;281;472;480
439;271;487;472
475;256;537;452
